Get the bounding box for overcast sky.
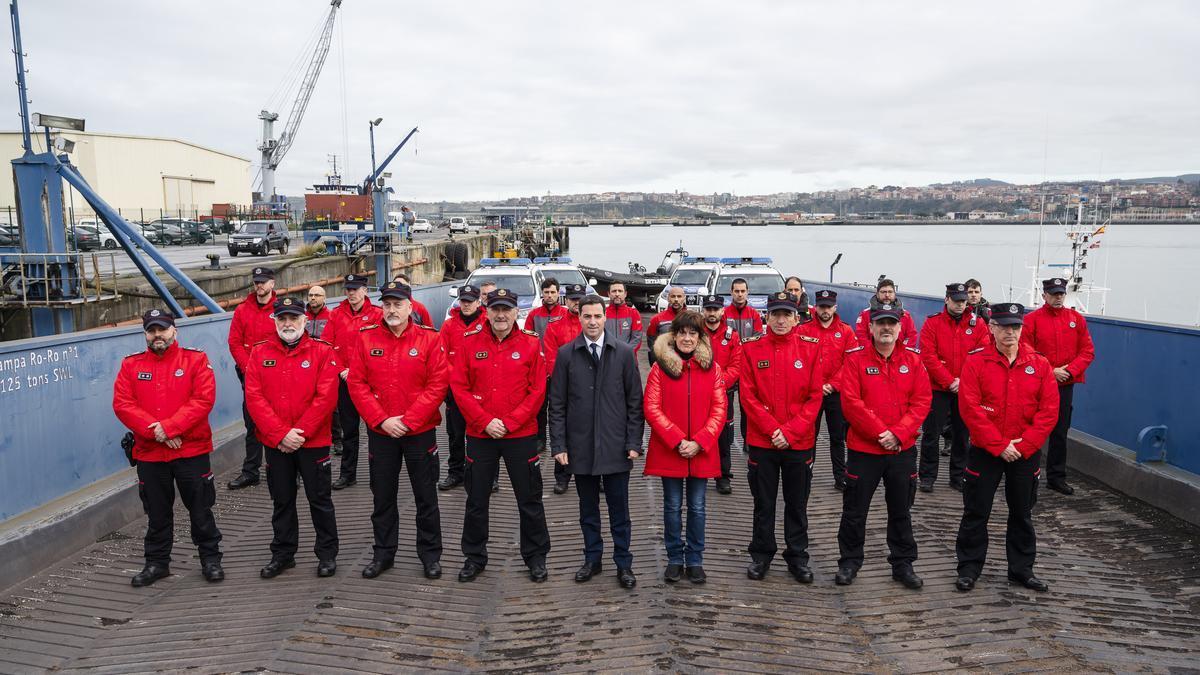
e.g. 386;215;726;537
15;1;1200;201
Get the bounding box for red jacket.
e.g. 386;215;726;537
113;342;215;463
1020;304;1096;384
605;302;643;353
227;291;277;371
305;305;334;340
543;312;582;375
410;298;433;327
723;302;764;340
839;345;932;454
524;302;568;339
643;335;726;478
958;344;1060;459
439;307;486;362
854;307;918;348
348;322;450;435
737;330;824;450
918;308;990;391
244;335;341;448
646;306;679;354
449;325;546;439
796;314;858;388
704;322;742;389
323;298;384;354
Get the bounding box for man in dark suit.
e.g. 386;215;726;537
548;294;645;589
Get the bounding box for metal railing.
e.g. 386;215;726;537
0;251;120;306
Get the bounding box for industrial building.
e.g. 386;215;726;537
0;130;250;220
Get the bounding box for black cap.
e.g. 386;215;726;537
142;308;175;330
814;289;837;306
379;282;412;301
252;266;275;282
766;291;797;313
343;273;367;289
701;294;724;309
487;288;518;308
273;297;305;316
457;284;480;301
991;302;1025;325
1042;277;1068;294
946;283;968;301
870;304;903;322
564;283;586;299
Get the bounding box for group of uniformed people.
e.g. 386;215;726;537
112;265;1093;595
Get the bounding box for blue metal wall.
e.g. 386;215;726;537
0;281;457;522
805;281;1200;475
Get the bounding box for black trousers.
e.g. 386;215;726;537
919;390;968;484
462;435;551;567
444;392;467;480
1047;384;1074;483
265;446;338;562
236;368;264;478
955;446;1041;579
576;472;632;568
714;390;736;480
746;446;814;567
368;429;442;564
815;392;848;481
137;453;222;567
837;448;918;572
336;379;361;481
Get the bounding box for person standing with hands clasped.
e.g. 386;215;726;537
548;294;644;589
644;311;727;584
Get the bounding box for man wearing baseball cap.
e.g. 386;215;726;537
796;289;859;490
114;309;223;587
227;266;278;489
954;303;1059;593
1019;278;1096;495
701;294;742;494
437;284;487;491
324;273;384;490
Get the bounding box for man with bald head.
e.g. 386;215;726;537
646;286;685;367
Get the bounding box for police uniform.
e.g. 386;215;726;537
917;283;991;491
450;288;552;582
954;303;1060;592
244;298;341;578
835;304;931;588
739;292;823;582
796;290;859;488
1020;277;1096;494
437;285;486;489
348;283;450;579
645;305;680;367
113;310;222;587
544;283;587;491
702;295;742;491
325;273;384;489
226;266;278;488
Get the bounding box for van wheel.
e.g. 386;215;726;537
280;239;289;254
103;239;117;249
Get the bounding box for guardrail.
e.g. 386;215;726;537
0;251;120;306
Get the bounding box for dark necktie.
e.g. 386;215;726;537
589;342;600;364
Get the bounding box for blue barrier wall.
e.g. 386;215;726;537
0;281;458;522
804;281;1200;475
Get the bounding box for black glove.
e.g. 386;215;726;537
121;432;136;467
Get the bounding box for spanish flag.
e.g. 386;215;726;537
1092;224;1107;236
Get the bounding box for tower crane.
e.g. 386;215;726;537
257;0;342;209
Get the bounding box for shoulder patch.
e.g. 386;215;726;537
927;312;941;319
741;334;763;343
415;323;436;331
183;346;203;352
845;346;865;354
521;328;539;337
967;347;985;354
359;324;379;331
464;325;484;336
311;337;333;346
798;335;819;343
123;351;141;359
251;339;269;346
906;346;921;354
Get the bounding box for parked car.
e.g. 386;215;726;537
177;220;214;244
200;216;232;234
228;220;289;256
138;221;183;245
410;218;434;233
448;216;481;233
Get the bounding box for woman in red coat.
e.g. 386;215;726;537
644;311;727;584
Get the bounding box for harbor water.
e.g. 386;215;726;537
568;223;1200;325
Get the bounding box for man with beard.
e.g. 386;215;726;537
605;281;643;354
724;278;765;339
701;294;742;494
114;309;223;587
437;285;486;491
244;297;341;579
854;278;917;348
785;276;811;323
324;273;384;490
647;286;686;367
796;290;859;490
543;284;587;494
349;283;451;580
965;279;991;324
227;267;279;489
305;285;342;456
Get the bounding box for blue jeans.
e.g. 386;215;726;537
661;477;706;566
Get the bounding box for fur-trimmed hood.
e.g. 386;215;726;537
653;330;714;378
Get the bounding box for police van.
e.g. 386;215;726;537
714;257;785;319
654;256;723;313
447;258;538;325
529;256;601;302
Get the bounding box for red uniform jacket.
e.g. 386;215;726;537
646;307;679;352
244;335;341;448
1020;304;1095;384
605;302;644;353
410;298;433;327
305;305;334;340
643;335;726;479
450;325;546;439
348;322;450;435
524;302;568;340
704;322;742;390
958;344;1060;459
796;314;858;389
543;313;582;375
723;302;764;340
854;307;918;348
737;331;824;450
918;308;990;391
839;345;932;454
323;298;384;354
113;343;216;463
227;291;277;371
439;307;486;362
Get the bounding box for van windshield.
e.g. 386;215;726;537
467;273;535;297
670;269;713;287
717;272;784;295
